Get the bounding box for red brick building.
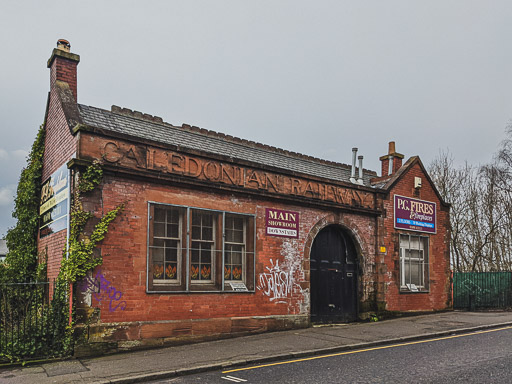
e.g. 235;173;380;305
38;41;451;353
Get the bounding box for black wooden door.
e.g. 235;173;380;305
310;226;358;323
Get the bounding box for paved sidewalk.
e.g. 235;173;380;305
2;311;512;384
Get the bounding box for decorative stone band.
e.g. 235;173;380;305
78;134;377;212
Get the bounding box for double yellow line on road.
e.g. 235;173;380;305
223;325;512;374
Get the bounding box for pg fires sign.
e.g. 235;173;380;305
265;208;299;238
394;195;436;234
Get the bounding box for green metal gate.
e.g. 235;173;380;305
453;272;512;310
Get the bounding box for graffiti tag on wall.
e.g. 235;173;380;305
257;241;310;315
79;270;127;312
257;259;295;303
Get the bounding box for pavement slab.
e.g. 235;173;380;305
43;360;89;377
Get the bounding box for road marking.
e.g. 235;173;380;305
221;375;247;382
223;325;512;374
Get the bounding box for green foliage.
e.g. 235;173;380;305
0;131;121;362
2;125;45;282
59;162;123;283
35;249;48;282
78;161;103;193
0;281;73;363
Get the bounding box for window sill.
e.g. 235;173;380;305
146;289;255;294
399;288;430;294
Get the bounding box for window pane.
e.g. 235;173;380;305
153;238;165;247
154;223;165;237
200;264;212;280
153;263;164;279
224;265;232;280
165;263;178;279
226;246;233;264
151;247;164;263
203;226;212;240
169;209;179;224
232;250;242;265
201;246;212;264
410;262;421;286
165;246;177;262
409;237;421;250
234;229;244;243
409;249;421;260
191;264;199;280
192;225;200;239
167;223;179;238
154;208;166;222
166;239;178;249
404;262;410;284
203;213;213;227
226;229;234;243
232;266;242;280
191;244;199;263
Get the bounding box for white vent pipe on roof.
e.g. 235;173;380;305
358;155;364;185
350;148;358;183
388;155;394;176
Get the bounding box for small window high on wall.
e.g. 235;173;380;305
147;203;255;293
399;234;429;292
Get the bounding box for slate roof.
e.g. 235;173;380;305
78;104;377;185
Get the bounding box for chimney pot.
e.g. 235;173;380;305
379;141;404;177
57;39;71;52
388;141;396;155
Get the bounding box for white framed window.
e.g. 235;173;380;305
150;205;183;285
224;214;246;282
190;210;216;283
147;202;255;293
399;234;429;292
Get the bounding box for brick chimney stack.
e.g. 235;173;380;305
380;141;404;177
47;39;80;101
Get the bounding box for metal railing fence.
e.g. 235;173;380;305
0;280;71;362
453;272;512;310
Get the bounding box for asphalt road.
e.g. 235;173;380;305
147;326;512;383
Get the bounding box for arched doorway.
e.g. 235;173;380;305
310;225;358;323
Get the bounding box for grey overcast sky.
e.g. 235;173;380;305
1;1;512;237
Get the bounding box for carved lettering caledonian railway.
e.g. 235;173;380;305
83;137;375;210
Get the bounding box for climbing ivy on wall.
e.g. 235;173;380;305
2;125;46;282
0;126;121;284
59;161;123;283
0;128;121;362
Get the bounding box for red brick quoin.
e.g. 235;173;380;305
37;41;451;356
